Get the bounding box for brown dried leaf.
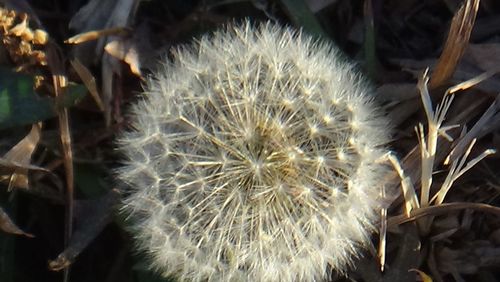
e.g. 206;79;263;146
0;205;33;237
70;58;104;111
1;0;41;26
70;0;140;57
68;0;140;126
0;123;42;189
65;27;130;45
0;159;48;172
8;13;28;36
429;0;480;89
0;7;48;68
46;43;75;267
104;38;142;77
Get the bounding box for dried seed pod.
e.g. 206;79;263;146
0;7;48;69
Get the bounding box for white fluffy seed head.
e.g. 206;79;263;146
117;20;391;282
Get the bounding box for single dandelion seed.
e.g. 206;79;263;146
117;20;391;282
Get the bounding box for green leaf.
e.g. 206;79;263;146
0;68;86;129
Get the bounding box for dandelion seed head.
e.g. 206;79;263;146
117;20;390;282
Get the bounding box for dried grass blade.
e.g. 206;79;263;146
417;69;434;123
446;70;498;95
429;0;480;89
65;27;129;44
445;94;500;164
388;202;500;227
434;144;495;205
379;182;387;271
387;153;419;215
46;44;74;280
417;70;440;207
70;58;104;111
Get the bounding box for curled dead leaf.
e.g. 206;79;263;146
0;123;45;190
104;38;142;77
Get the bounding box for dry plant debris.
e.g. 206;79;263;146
0;123;44;190
429;0;480;89
0;6;48;70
